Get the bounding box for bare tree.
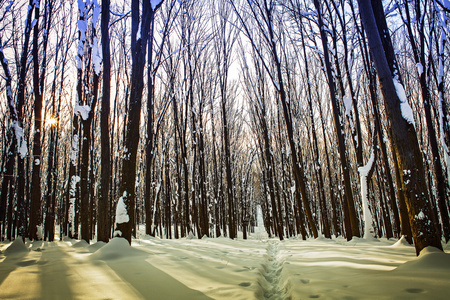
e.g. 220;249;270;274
115;0;164;244
357;0;443;254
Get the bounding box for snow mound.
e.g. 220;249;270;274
30;241;45;252
90;238;144;260
395;247;450;272
87;241;106;252
391;236;413;247
72;240;89;248
348;237;380;245
4;238;29;255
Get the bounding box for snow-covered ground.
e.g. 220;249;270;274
0;229;449;299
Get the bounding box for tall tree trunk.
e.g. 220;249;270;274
358;0;443;254
0;37;17;240
116;0;163;244
29;3;42;241
400;0;450;242
97;0;111;243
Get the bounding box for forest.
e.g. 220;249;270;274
0;0;449;259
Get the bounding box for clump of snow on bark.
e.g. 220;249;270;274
74;104;91;120
393;77;415;127
415;211;425;220
92;37;102;76
415;63;423;76
115;192;129;225
70;175;80;196
12;121;28;158
343;95;352;117
358;150;375;239
71;134;79;164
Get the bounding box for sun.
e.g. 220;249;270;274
46;116;58;127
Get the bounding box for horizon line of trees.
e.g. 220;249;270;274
0;0;449;256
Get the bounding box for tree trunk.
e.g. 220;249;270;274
98;0;111;243
358;0;443;254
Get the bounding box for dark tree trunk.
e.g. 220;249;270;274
117;0;163;243
0;37;17;240
29;3;42;241
358;0;443;254
401;0;449;242
98;0;111;243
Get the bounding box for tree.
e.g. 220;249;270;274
395;0;449;242
98;0;111;243
115;0;164;244
357;0;443;254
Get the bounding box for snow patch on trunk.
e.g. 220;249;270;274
358;150;375;239
115;191;130;234
393;77;415;127
12;121;28;159
415;63;423;76
74;104;91;120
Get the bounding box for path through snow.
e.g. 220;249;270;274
257;241;291;300
1;232;449;299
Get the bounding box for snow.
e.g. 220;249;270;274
343;95;352;117
115;192;130;225
77;20;87;39
416;62;423;76
5;1;13;12
393;77;416;127
254;205;268;240
1;229;449;299
443;0;450;10
151;0;164;9
90;237;142;260
71;134;79;164
358;150;375;239
136;19;142;40
2;238;28;255
92;37;102;76
92;0;100;25
416;211;425;220
12;121;28;159
74;104;91;120
30;19;37;29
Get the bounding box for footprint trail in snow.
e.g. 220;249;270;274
257;241;291;300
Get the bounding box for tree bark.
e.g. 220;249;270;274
98;0;111;243
358;0;443;254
